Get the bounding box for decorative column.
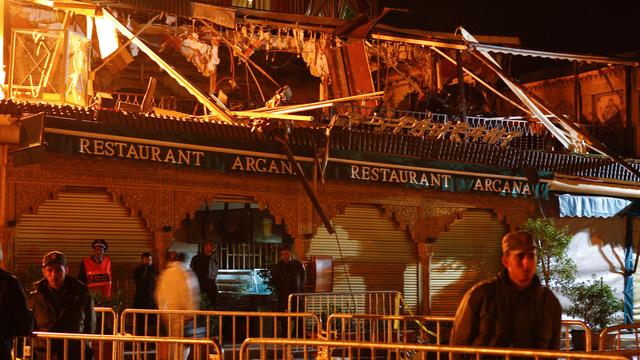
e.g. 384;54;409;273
154;230;174;269
417;241;435;315
420;204;466;314
0;226;15;270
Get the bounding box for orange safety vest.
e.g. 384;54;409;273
82;256;112;298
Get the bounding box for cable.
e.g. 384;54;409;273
331;219;356;308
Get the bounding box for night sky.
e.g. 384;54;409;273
379;1;637;56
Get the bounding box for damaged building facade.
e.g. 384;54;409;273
1;0;640;316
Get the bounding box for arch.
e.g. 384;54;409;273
14;188;154;298
14;183;65;223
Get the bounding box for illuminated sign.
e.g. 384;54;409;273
78;137;205;166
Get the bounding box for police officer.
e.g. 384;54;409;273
79;239;112;298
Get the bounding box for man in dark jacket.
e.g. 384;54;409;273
189;242;218;309
27;251;96;360
133;252;158;335
450;230;562;350
133;252;157;309
0;263;33;360
272;244;305;312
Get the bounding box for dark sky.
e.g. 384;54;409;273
378;1;637;56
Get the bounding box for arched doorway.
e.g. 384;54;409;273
173;198;293;311
15;187;153;302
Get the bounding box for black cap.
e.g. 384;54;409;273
42;251;67;267
92;239;108;251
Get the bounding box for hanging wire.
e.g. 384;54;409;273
331;219;356;306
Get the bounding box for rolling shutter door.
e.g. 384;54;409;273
15;187;153;300
429;209;506;315
308;205;420;313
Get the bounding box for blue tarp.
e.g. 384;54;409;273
558;194;632;218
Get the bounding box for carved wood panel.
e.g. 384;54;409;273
14;183;65;222
422;205;467;239
382;204;419;241
494;207;535;231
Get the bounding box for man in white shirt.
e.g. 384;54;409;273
155;251;200;360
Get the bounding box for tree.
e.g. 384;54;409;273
565;276;623;332
523;218;576;290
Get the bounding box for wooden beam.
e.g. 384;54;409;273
231;111;313;121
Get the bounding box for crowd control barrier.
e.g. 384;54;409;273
238;338;630;360
22;331;221;360
120;309;320;360
599;322;640;351
326;313;453;344
95;307;119;335
288;291;404;319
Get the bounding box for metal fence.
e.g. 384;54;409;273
599;322;640;351
238;338;630;360
119;309;320;360
326;314;595;352
95;307;119;335
25;331;222;360
326;314;453;345
287;291;404;321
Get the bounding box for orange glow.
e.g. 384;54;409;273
95;15;118;59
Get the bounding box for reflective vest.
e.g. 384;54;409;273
82;256;112;298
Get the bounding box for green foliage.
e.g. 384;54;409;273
523;218;576;290
91;290;125;314
565;276;623;332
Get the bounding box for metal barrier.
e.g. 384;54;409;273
26;331;221;360
599;323;640;351
326;313;453;345
95;307;119;335
287;291;404;320
561;319;593;352
120;309;321;360
326;314;595;352
238;338;630;360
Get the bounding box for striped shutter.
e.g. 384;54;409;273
15;187;153;302
429;209;506;315
308;205;420;313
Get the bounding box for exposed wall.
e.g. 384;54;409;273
523;66;639;156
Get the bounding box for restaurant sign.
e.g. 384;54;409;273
41;133;549;199
231;155;547;199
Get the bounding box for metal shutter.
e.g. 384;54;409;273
15;187;153;302
308;205;420;313
429;209;506;315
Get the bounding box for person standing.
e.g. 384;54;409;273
134;252;157;309
28;251;96;360
272;245;305;312
189;242;218;309
450;230;562;349
0;248;33;360
133;252;158;335
78;239;112;298
156;252;200;360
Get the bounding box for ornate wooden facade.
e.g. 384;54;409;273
0;150;536;313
